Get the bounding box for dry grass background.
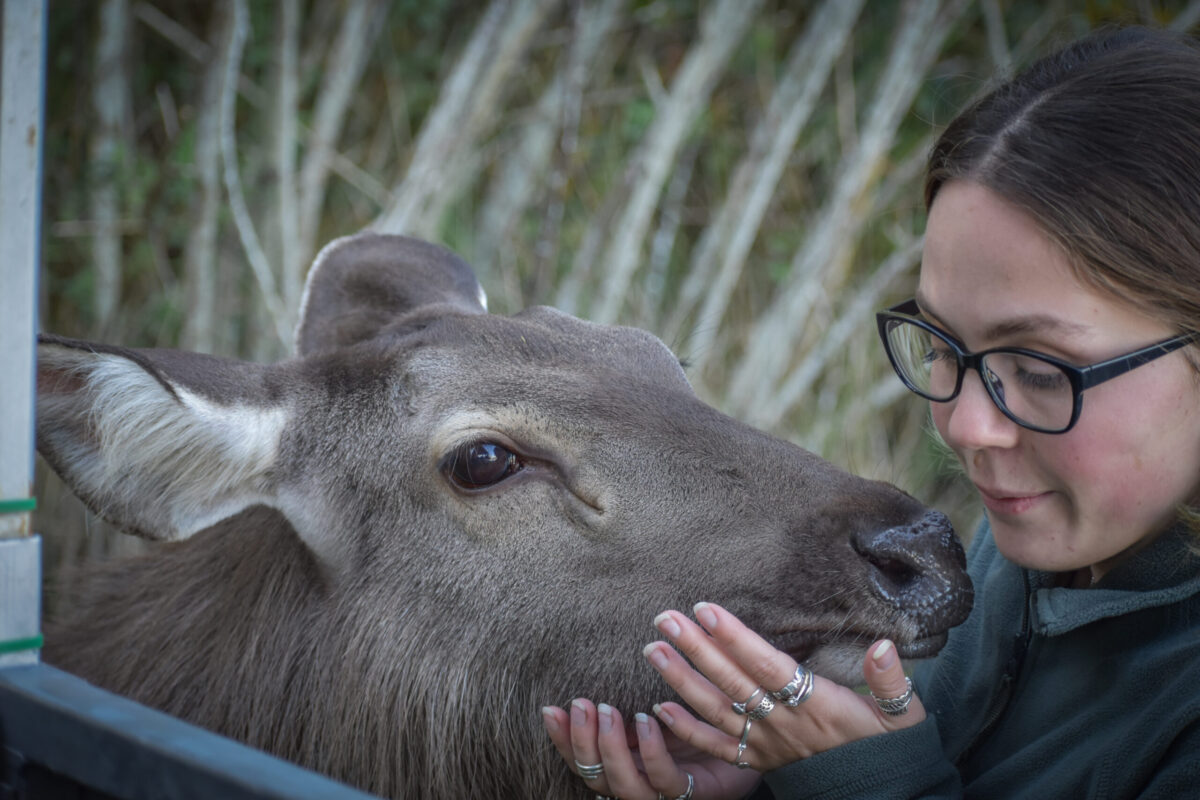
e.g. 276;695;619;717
34;0;1200;608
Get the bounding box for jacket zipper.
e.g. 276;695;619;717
956;569;1033;768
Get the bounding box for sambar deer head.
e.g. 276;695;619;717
37;233;972;799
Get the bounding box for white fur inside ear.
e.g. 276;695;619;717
59;353;289;539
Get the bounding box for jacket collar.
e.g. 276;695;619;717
1026;524;1200;636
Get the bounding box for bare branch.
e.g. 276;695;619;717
981;0;1010;76
731;0;973;423
135;1;389;218
1171;0;1200;31
181;3;228;354
413;0;557;238
374;0;558;238
473;0;626;300
295;0;388;271
590;0;766;324
274;0;300;317
90;0;132;336
641;141;697;326
371;0;509;235
134;1;268;107
133;1;207;60
834;36;858;156
673;0;865;366
758;235;923;427
219;0;290;348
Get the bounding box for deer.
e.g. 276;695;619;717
36;233;972;799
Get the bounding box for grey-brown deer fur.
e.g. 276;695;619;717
38;233;972;799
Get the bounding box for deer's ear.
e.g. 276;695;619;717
36;335;289;542
294;233;488;356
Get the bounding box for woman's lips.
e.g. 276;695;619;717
977;486;1051;515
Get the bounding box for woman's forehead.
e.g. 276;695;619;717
916;181;1172;347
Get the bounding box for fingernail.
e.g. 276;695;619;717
542;707;559;734
652;703;674;726
654;611;681;638
643;642;670;670
635;712;651;739
571;700;587;728
597;703;613;733
693;601;717;630
872;639;897;669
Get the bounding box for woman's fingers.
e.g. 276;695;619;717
645;605;925;769
643;633;748;736
690;602;802;695
595;706;698;800
640;709;764;800
596;704;654;799
650;606;799;733
563;699;618;795
542;705;574;765
544;699;696;800
651;701;741;761
863;640;926;726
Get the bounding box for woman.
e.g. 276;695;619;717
543;25;1200;799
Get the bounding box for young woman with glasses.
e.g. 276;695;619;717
544;25;1200;799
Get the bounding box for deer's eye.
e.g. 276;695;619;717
445;441;523;489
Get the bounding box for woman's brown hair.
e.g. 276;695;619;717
925;26;1200;337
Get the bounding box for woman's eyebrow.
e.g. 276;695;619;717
981;315;1090;340
914;292;1089;342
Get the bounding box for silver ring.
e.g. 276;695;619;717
734;716;753;768
748;693;776;720
731;687;763;715
871;677;915;716
575;760;604;780
656;772;695;800
769;664;815;707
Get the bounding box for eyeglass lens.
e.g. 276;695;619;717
884;318;1075;431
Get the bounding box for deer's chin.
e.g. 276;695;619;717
773;631;950;688
769;631;867;686
803;643;871;687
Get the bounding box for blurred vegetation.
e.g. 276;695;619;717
34;0;1200;589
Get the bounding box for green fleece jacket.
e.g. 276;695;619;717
759;519;1200;799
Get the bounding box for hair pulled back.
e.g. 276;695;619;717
926;26;1200;336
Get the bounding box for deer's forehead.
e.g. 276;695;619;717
401;308;690;386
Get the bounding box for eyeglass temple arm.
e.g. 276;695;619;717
1077;335;1195;390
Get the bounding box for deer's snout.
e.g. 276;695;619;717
852;510;973;639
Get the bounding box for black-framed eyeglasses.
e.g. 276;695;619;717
876;299;1196;434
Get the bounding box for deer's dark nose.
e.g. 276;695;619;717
852;510;973;636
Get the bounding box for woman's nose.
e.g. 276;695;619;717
936;369;1021;450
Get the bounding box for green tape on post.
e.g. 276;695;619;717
0;498;36;514
0;633;43;655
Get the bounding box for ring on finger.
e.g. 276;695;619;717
769;663;815;708
734;716;753;769
656;771;695;800
575;760;605;781
748;693;776;720
871;677;915;717
731;687;763;715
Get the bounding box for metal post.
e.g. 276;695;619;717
0;0;47;668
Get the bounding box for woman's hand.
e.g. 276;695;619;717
543;602;924;797
542;697;761;800
645;602;924;772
